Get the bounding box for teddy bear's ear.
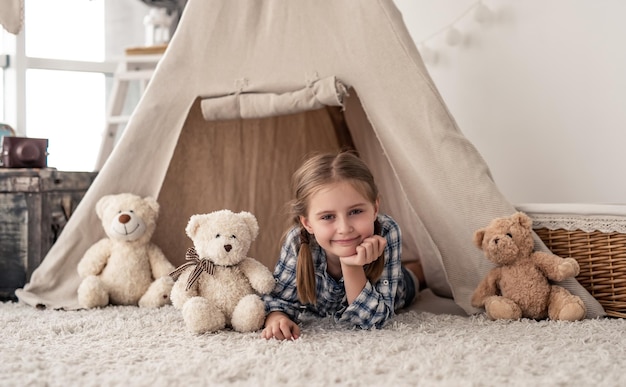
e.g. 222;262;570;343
513;211;532;229
95;195;113;220
239;211;259;239
473;228;486;249
143;196;160;214
185;215;202;239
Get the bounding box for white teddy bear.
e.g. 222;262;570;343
77;193;175;309
170;209;275;334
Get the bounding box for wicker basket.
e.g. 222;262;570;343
519;204;626;318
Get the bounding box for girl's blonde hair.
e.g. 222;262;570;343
290;150;385;304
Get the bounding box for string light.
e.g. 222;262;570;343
445;27;462;46
474;2;493;23
418;1;493;64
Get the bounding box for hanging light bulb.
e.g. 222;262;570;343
445;27;462;46
474;2;492;23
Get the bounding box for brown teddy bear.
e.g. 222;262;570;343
471;211;586;321
77;193;175;309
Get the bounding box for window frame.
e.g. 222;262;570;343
2;29;117;136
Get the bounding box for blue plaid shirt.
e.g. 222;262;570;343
263;214;409;329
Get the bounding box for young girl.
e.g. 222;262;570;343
262;151;425;340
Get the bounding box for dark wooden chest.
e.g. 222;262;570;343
0;168;97;300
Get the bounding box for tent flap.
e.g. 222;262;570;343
200;76;348;121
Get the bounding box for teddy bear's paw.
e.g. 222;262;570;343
549;289;586;321
555;301;586;321
556;258;580;280
77;276;109;309
138;276;175;308
169;274;195;310
485;296;522;320
548;286;586;321
253;272;277;295
182;297;225;334
231;294;266;332
238;259;275;294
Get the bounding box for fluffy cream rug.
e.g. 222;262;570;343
2;292;624;387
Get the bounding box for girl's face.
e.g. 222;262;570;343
300;181;379;260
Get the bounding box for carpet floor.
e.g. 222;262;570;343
2;291;625;387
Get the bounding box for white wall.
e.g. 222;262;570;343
105;1;150;59
393;0;626;204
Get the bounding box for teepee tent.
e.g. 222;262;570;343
16;0;604;317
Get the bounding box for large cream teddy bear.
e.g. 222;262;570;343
77;193;175;309
170;209;275;334
471;211;586;321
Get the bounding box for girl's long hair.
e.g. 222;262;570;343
290;151;385;305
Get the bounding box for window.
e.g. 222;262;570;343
1;0;151;171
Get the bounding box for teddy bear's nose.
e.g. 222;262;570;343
224;244;232;252
118;214;131;224
494;237;499;245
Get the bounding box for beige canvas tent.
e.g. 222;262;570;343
16;0;604;317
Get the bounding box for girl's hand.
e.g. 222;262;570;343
340;235;386;267
261;311;301;340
